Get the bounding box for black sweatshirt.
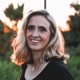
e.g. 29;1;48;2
20;58;74;80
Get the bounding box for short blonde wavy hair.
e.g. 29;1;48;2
11;10;69;66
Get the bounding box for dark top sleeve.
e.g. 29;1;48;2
46;58;74;80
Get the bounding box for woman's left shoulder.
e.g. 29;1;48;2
50;57;69;70
49;58;74;80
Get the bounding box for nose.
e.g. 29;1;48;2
32;30;39;37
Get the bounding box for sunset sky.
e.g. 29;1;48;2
0;0;78;31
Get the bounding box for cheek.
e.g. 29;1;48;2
26;31;31;37
43;33;51;43
26;32;30;41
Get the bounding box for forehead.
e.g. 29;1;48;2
28;15;50;27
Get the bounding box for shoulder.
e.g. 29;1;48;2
48;58;74;80
50;58;67;70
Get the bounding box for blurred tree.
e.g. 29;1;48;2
63;2;80;47
0;20;4;34
0;20;13;57
4;4;24;21
0;3;24;59
4;3;24;31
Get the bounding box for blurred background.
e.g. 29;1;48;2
0;0;80;80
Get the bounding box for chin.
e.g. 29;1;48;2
30;47;42;51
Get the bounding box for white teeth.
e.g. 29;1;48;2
31;40;39;42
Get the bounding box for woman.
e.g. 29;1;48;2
11;10;73;80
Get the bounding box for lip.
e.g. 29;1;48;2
31;39;40;42
30;39;41;45
31;39;39;43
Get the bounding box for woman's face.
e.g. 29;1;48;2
26;15;51;51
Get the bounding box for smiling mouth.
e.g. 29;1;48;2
31;39;40;43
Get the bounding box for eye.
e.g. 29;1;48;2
39;26;47;32
27;25;35;31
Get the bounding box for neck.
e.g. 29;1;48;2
31;50;44;66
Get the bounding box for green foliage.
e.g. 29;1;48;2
0;20;4;31
67;45;80;56
63;31;80;47
63;13;80;47
64;3;80;47
63;4;80;79
68;56;80;80
0;31;13;54
0;3;24;80
4;4;24;20
0;61;21;80
67;45;80;80
69;14;80;30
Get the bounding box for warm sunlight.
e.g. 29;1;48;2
0;0;78;32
